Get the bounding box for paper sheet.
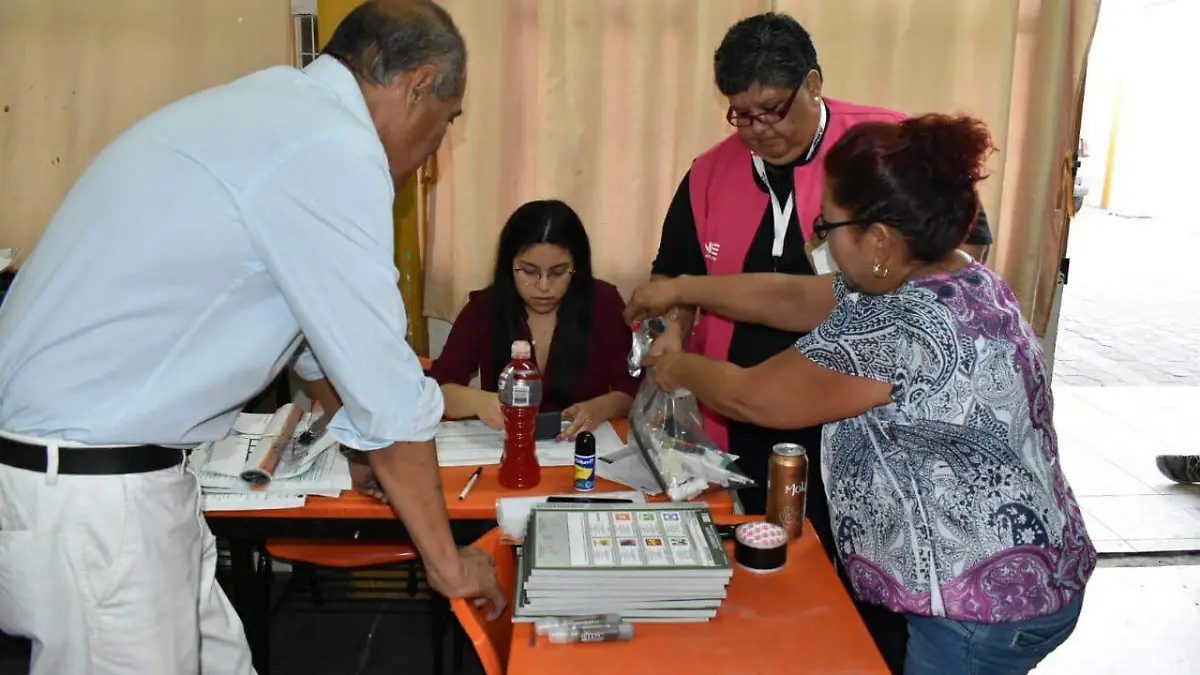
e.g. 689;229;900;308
0;248;15;272
191;410;336;480
191;439;351;495
596;445;663;495
496;491;647;542
435;420;624;467
202;493;307;511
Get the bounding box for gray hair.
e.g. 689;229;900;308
322;0;466;100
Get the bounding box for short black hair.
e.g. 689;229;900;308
322;0;466;100
714;13;821;97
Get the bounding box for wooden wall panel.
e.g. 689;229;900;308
0;0;293;265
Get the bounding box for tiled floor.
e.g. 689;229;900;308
1055;385;1200;553
1053;209;1200;387
1034;559;1200;675
1050;208;1200;553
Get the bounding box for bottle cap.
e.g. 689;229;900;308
511;340;532;359
575;431;596;456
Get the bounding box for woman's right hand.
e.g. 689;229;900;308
474;391;505;430
624;277;684;325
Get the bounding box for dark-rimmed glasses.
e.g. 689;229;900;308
726;87;800;128
812;214;875;241
514;266;574;287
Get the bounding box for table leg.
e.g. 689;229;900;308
229;538;269;674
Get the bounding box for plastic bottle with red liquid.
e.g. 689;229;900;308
498;340;542;489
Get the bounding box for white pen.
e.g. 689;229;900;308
458;466;483;500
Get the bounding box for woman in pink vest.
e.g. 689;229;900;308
652;17;988;514
647;13;991;671
652;11;992;515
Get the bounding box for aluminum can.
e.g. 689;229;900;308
765;443;808;540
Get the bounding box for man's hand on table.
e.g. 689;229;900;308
428;547;508;621
364;440;508;621
347;451;389;503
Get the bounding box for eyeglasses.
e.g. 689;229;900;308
812;214;875;241
726;87;800;128
514;267;575;287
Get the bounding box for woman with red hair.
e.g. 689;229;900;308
627;114;1095;674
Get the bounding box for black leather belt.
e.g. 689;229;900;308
0;437;185;475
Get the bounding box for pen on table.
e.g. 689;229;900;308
457;467;483;501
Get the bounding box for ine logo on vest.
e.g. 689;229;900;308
703;241;721;262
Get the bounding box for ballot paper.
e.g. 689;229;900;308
435;420;624;467
0;248;16;272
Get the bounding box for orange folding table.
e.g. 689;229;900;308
505;519;888;674
204;418;734;671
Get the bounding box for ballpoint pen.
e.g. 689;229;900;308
458;466;483;500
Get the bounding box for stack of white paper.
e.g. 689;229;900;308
191;411;352;511
435;420;624;468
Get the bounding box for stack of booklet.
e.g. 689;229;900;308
513;502;733;623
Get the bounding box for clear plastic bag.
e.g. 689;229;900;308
627;316;668;378
626;321;756;501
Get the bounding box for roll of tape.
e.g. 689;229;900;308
734;522;788;573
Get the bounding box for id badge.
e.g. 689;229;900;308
805;241;838;275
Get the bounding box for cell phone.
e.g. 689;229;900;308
534;411;563;441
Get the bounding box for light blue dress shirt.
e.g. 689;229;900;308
0;56;443;450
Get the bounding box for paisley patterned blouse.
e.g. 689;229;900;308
795;263;1095;622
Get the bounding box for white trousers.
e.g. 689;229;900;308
0;460;255;674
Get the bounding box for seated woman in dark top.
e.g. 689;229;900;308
430;199;638;440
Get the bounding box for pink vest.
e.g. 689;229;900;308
686;98;905;451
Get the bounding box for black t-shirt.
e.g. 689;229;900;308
649;128;994;513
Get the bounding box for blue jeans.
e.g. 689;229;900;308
904;593;1085;675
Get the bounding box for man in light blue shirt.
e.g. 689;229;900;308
0;2;502;673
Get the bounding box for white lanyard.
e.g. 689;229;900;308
752;100;828;258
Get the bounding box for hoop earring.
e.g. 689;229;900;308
872;262;889;279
